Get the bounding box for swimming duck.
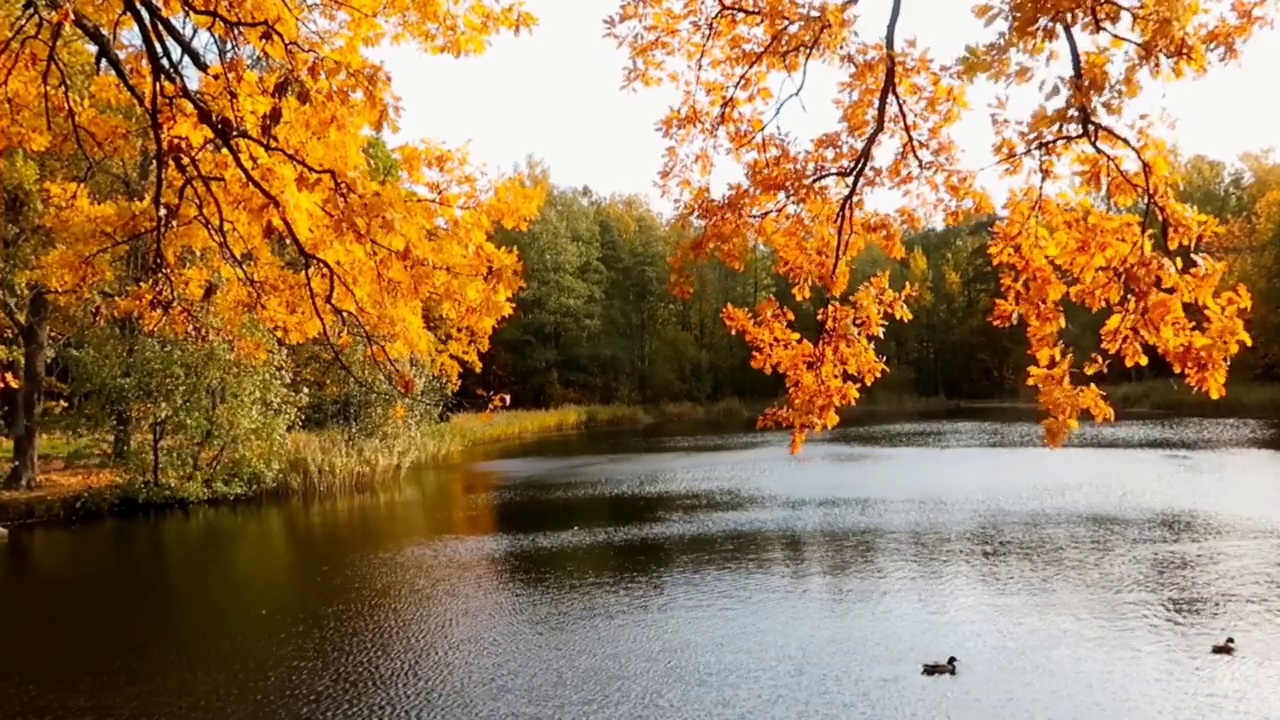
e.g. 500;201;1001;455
1211;637;1236;655
921;656;958;675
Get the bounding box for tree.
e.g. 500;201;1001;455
474;183;778;408
487;186;607;406
872;220;1028;398
0;0;544;487
1;149;53;489
63;326;303;494
1200;152;1280;379
605;0;1266;451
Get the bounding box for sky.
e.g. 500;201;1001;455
374;0;1280;212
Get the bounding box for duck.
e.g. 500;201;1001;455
1211;637;1236;655
921;656;958;675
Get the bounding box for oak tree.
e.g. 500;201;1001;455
605;0;1268;451
0;0;543;487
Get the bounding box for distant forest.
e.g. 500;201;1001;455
464;152;1280;410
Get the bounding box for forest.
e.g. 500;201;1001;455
1;0;1276;506
475;151;1280;409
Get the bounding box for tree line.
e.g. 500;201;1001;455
462;182;781;408
464;150;1280;413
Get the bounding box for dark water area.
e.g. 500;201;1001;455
5;415;1280;718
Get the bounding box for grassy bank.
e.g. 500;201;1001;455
1103;380;1280;417
839;380;1280;419
282;398;766;493
281;404;653;494
0;401;748;526
6;384;1280;527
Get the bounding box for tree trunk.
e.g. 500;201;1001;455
149;418;166;487
5;290;50;491
109;317;138;461
111;408;133;461
0;373;17;445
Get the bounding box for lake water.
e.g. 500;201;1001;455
5;415;1280;718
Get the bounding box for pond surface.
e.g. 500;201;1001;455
5;415;1280;718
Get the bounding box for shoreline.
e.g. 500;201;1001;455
0;402;734;528
4;383;1280;528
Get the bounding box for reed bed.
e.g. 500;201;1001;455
281;405;652;494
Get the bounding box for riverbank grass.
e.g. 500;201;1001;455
836;380;1280;419
1102;380;1280;417
0;404;659;523
283;404;653;493
7;384;1280;525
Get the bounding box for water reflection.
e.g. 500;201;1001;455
4;417;1280;719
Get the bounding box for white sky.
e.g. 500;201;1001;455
374;0;1279;213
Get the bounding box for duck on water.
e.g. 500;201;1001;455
921;656;958;676
919;638;1229;677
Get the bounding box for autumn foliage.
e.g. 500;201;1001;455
0;0;553;489
605;0;1271;451
1;0;543;390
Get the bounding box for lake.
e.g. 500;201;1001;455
5;414;1280;718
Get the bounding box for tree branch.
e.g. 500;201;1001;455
815;0;902;278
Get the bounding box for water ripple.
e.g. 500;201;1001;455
4;417;1280;718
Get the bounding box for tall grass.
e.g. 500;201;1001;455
433;404;651;449
281;404;652;494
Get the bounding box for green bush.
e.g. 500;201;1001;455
64;327;302;499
